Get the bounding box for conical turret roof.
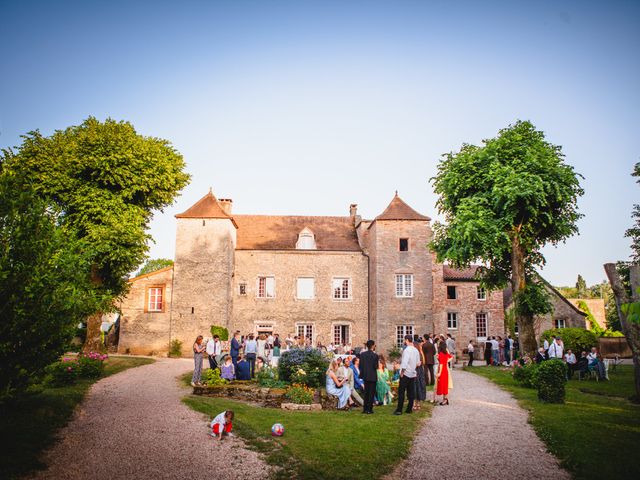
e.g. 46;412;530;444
374;192;431;221
175;190;238;227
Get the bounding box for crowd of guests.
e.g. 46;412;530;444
534;335;607;380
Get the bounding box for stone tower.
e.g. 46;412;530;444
361;193;433;352
171;191;237;353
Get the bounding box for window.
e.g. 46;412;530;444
296;228;317;250
256;324;274;336
476;313;487;338
257;276;275;298
477;286;486;300
334;324;350;345
238;283;247;296
399;238;409;251
297;324;314;342
446;285;457;299
554;318;566;329
146;286;164;312
395;274;413;297
332;278;351;300
396;325;414;347
447;312;458;330
296;277;315;299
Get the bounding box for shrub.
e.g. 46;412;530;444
387;345;402;361
210;325;229;341
537;359;567;403
168;339;183;358
201;368;226;386
285;383;315;404
256;366;288;388
512;361;540;388
44;358;80;387
77;352;107;378
278;348;329;388
540;328;597;355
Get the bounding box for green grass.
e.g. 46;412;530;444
0;355;155;480
466;365;640;480
183;393;430;479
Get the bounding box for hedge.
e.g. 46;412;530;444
540;328;597;355
536;359;567;403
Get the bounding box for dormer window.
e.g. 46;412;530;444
296;227;317;250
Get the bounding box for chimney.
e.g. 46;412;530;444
218;198;233;215
350;203;358;218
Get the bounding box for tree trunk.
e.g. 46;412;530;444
83;265;106;353
604;263;640;403
512;235;537;356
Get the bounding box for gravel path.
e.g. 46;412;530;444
31;358;270;480
391;368;570;480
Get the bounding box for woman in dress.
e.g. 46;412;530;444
376;355;393;405
435;341;453;405
257;334;268;360
498;336;505;364
413;336;427;410
191;335;206;387
326;359;353;410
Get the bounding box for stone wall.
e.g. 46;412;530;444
171;217;236;355
118;267;173;355
534;286;586;339
432;263;505;358
368;220;434;354
232;250;369;346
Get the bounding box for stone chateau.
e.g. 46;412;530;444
117;190;584;357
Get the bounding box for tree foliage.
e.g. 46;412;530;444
0;169;105;393
136;258;174;277
431;120;584;354
625;162;640;262
3;117;190;297
576;274;588;298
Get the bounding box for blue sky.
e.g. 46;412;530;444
1;0;638;286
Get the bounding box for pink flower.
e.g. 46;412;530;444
67;367;72;371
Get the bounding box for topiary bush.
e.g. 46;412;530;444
278;348;329;388
540;328;597;355
537;359;567;403
210;325;229;341
512;362;540;388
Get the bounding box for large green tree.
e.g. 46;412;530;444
3;118;190;350
625;162;640;262
576;274;588;298
0;168;103;393
431;120;584;355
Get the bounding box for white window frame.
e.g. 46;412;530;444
256;276;275;298
333;323;351;345
447;312;458;330
477;286;487;301
554;318;566;329
147;286;163;312
395;274;414;298
332;277;352;300
396;325;414;348
296;277;315;300
296;323;314;342
476;312;488;340
296;228;317;250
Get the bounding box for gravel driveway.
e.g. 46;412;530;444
31;358;270;480
390;368;570;480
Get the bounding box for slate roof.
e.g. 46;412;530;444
175;192;235;219
234;215;361;251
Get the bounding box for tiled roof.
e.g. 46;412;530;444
234;215;361;251
175;192;233;220
443;265;481;281
375;193;431;222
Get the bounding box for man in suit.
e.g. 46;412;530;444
230;331;241;371
422;334;436;385
358;339;379;414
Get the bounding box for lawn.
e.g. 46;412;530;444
467;365;640;480
183;391;430;479
0;355;155;480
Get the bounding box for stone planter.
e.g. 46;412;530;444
193;383;287;407
281;402;322;411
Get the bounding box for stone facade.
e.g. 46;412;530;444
117;190;579;358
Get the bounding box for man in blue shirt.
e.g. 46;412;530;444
244;334;258;378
